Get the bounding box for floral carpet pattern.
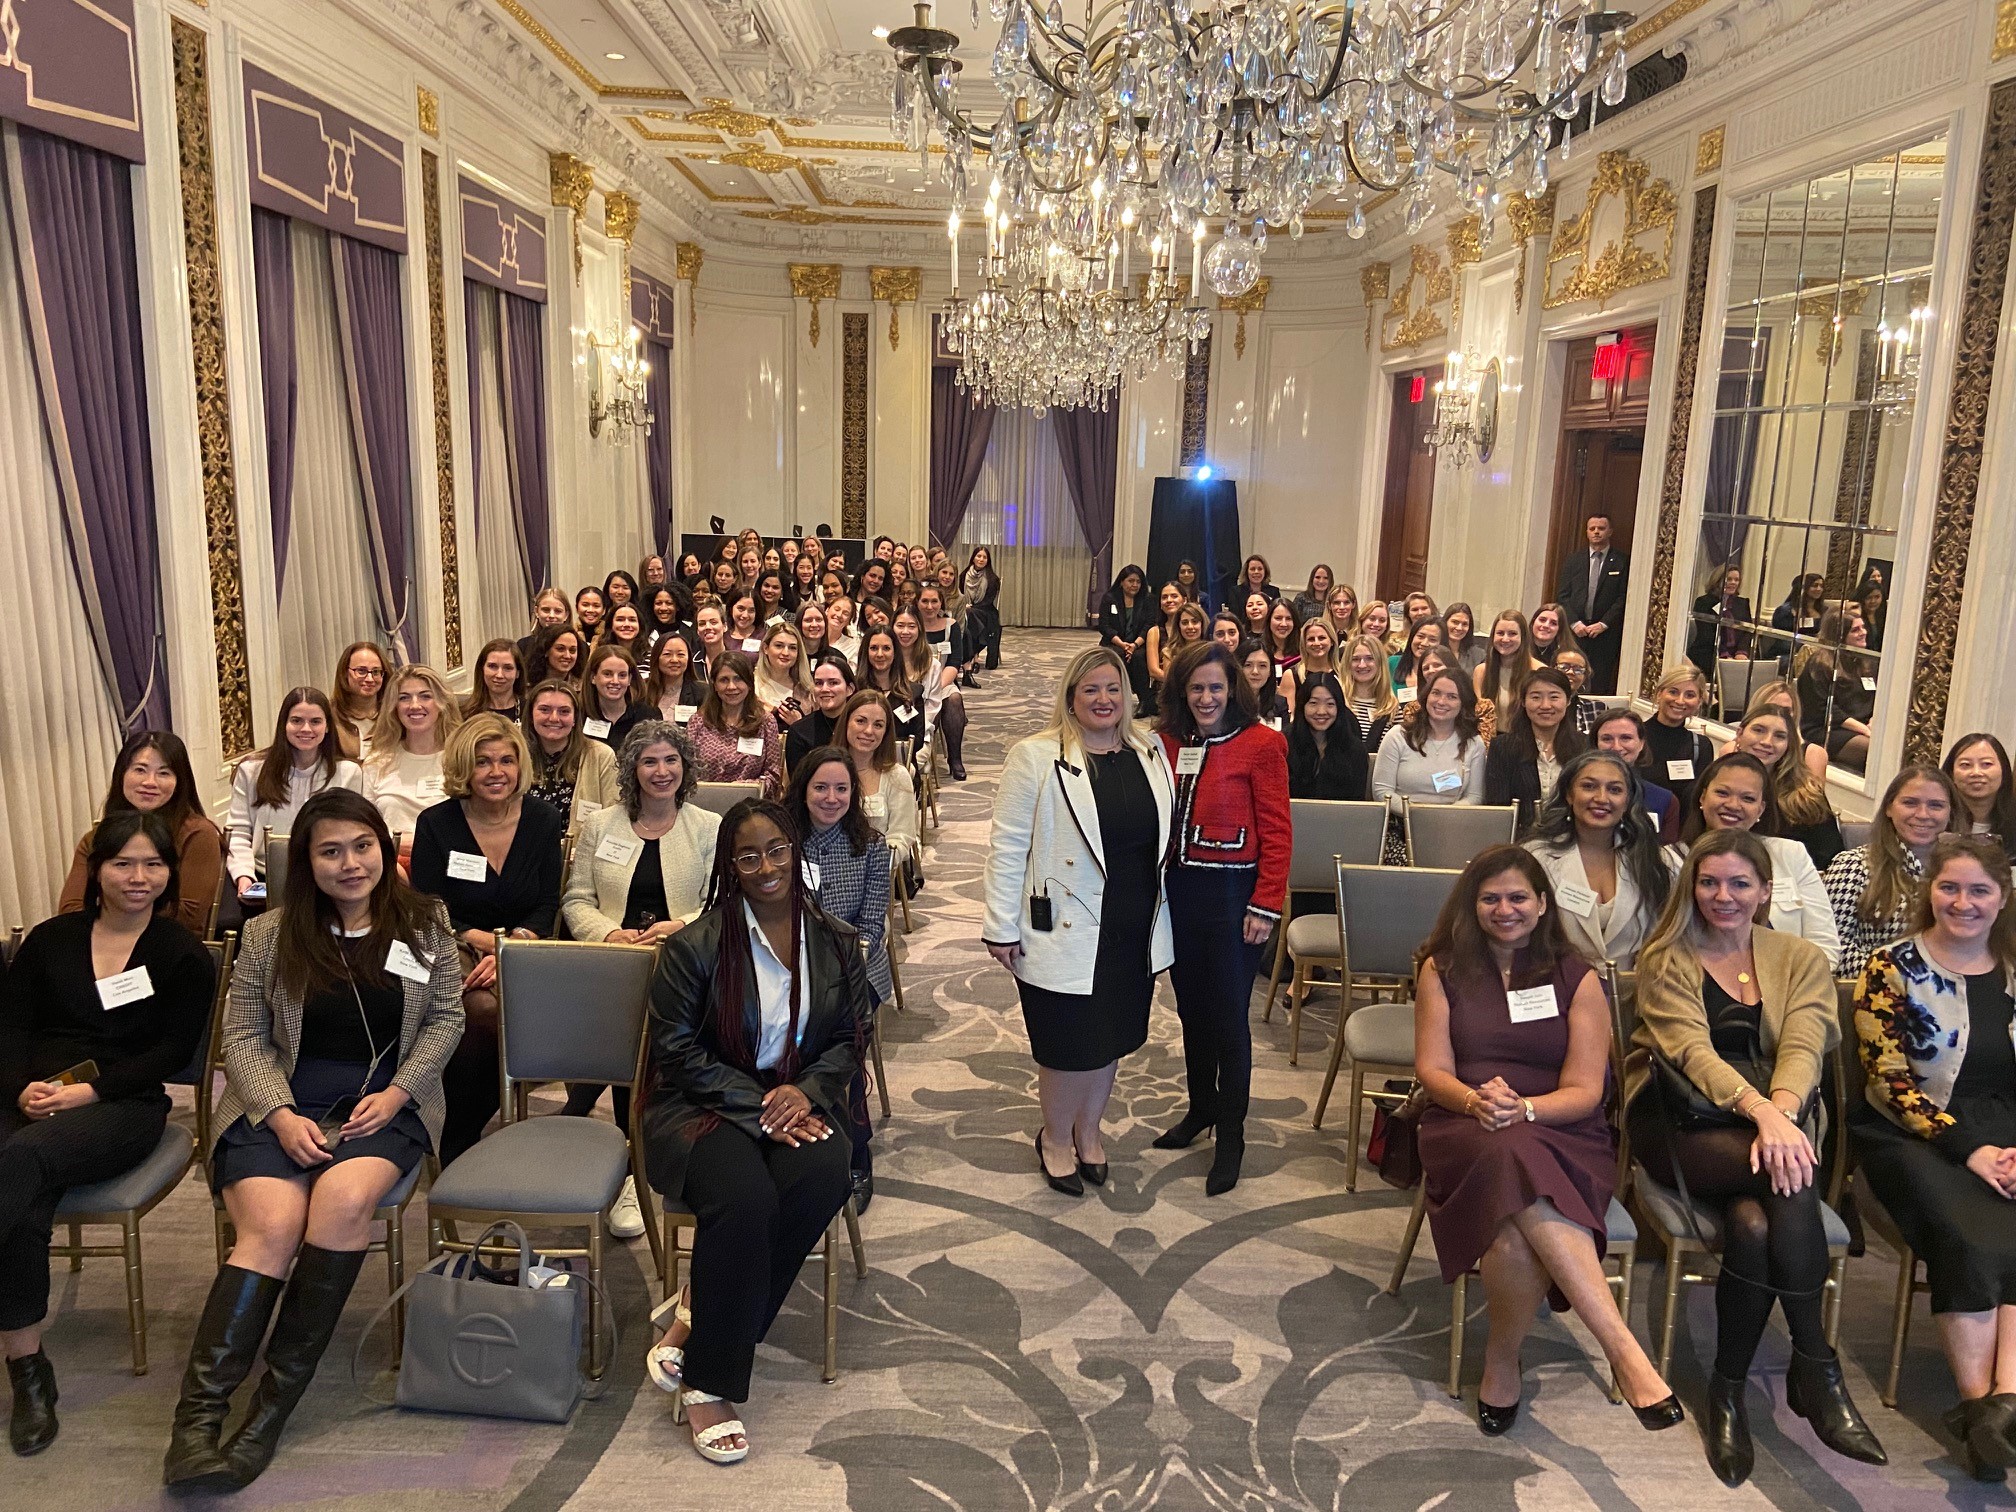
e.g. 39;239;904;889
14;631;2000;1509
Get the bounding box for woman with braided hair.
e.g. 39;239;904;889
638;798;873;1465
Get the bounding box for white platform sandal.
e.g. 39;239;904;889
673;1388;748;1465
646;1290;691;1394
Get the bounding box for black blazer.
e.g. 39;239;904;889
1482;733;1546;828
1098;593;1156;649
1556;546;1630;630
641;903;869;1201
1687;593;1754;668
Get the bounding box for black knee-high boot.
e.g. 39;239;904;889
221;1245;367;1486
163;1265;285;1487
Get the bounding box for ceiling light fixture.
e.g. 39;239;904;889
604;50;626;60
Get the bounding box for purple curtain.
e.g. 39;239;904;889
498;290;550;595
465;280;485;545
330;233;416;661
251;208;297;589
1051;400;1120;622
7;124;169;729
646;338;673;555
929;364;995;548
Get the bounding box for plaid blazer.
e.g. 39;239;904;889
209;908;466;1154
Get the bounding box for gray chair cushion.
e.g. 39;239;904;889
56;1125;193;1216
1342;1002;1415;1065
428;1117;630;1214
1635;1171;1848;1251
378;1160;423;1212
1603;1195;1637;1247
1285;913;1340;958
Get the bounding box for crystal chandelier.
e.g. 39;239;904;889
574;325;655;445
1423;347;1482;465
887;0;1634;292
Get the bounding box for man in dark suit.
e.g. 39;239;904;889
1557;512;1630;694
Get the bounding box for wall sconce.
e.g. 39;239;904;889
573;324;653;445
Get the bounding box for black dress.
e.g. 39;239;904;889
1016;748;1160;1072
1852;972;2016;1313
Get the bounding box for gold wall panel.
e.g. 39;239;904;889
1545;150;1678;310
841;313;868;538
421;151;462;670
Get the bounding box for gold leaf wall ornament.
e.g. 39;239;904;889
548;151;593;282
745;206;834;224
171;18;253;757
1216;275;1271;360
1446;213;1484;268
676;240;702;333
603;190;639;303
869;266;922;350
1381;243;1455;353
686;98;774;137
788;262;842;347
718;141;801;175
841;313;869;536
416;85;439;137
1543;149;1679;310
1505;187;1557;311
1995;0;2016;61
1360;259;1391;348
1696;125;1725;176
420;152;461;669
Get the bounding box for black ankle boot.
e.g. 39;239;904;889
1785;1346;1887;1465
1705;1372;1754;1487
1945;1396;2016;1482
220;1245;367;1487
163;1265;284;1487
1205;1125;1245;1195
1152;1110;1215;1150
8;1351;57;1456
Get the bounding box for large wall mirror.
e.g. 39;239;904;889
1685;135;1946;778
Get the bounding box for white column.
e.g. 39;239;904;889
872;298;929;546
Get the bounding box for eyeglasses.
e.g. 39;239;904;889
731;841;794;874
351;667;384;681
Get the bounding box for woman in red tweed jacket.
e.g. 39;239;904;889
1154;640;1291;1194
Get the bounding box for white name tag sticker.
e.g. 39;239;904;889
1176;746;1205;776
802;860;822;890
446;850;488;882
597;833;643;866
765;615;786;627
1431;769;1463;793
740;638;763;653
583;718;612;739
863;793;888;819
1861;676;1877;692
386;940;431;983
673;705;696;725
1554;880;1598;917
1506;985;1560;1023
736;735;765;756
96;965;154;1010
1395;686;1419;704
417;775;446;800
895;706;919;723
574;800;602;815
1666;759;1695;782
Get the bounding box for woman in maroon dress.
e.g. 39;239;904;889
1414;845;1682;1435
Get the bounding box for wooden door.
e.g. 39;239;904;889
1544;323;1658;590
1377;369;1438;601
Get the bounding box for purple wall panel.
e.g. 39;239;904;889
241;62;407;253
457;174;547;302
0;0;144;161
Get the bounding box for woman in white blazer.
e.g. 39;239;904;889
1663;751;1845;971
984;646;1175;1195
1522;750;1672;971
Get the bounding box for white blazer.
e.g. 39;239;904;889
561;802;722;942
1525;837;1657;970
1663;833;1843;971
863;764;920;866
984;732;1176;995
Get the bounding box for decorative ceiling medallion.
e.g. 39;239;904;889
1446;213;1484;268
869;266;921;349
788;262;842;346
686;97;773;136
1217;275;1271;360
718;140;801;175
416;85;439;137
1543;149;1679;310
1696;125;1725;176
1382;243;1457;353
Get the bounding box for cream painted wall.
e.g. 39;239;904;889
690;298;793;535
1245;318;1368;591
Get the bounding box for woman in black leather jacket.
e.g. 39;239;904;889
639;798;870;1466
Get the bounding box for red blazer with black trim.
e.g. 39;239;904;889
1158;723;1291;919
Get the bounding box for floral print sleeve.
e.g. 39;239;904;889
1853;946;1956;1139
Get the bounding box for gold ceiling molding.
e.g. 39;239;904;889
1446;213;1484;267
1624;0;1716;50
1996;0;2016;61
1543;149;1679;310
869;266;921;349
1696;125;1725;176
687;98;773;136
1360;260;1391;347
549;150;593;281
774;125;948;155
489;0;687;101
1217;275;1271;359
788;262;842;346
625;116;723;143
749;206;835;224
1382;242;1457;353
416;86;439;137
420;152;461;670
717;141;807;176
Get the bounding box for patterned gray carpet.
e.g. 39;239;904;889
11;630;2001;1508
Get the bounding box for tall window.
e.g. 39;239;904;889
1688;136;1946;778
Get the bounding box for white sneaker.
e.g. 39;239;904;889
607;1176;645;1239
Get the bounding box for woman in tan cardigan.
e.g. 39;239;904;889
1625;828;1882;1487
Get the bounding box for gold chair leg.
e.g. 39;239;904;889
1312;1010;1350;1130
124;1218;148;1376
822;1222;839;1384
587;1225;606;1380
1657;1243;1683;1380
897;872;913;933
213;1208;229;1267
872;1015;891;1120
1610;1244;1635;1404
1883;1248;1914;1409
1263;927;1287;1020
888;943;907;1014
68;1222;83;1273
1287;960;1309;1066
1344;1067;1367;1193
844;1205;866;1279
1823;1255;1846;1349
1448;1273;1467;1398
1388;1185;1428;1295
387;1211;407;1366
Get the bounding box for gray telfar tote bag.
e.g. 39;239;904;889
353;1220;615;1423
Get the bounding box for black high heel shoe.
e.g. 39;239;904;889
1076;1160;1109;1186
1476;1396;1520;1436
1152;1111;1215;1150
1035;1131;1083;1197
1631;1394;1686;1431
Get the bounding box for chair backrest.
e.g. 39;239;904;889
496;939;659;1108
1287;799;1386;890
4;925;21;963
1598;962;1634;1185
203;870;226;941
1335;861;1462;983
1840;819;1872;851
1718;657;1772;718
1402;801;1517;870
190;933;237;1154
264;835;290;897
690;781;761;817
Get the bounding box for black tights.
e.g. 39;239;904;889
1639;1120;1831;1379
562;1083;630;1131
937;695;967;768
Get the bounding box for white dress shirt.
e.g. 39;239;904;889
745;901;810;1071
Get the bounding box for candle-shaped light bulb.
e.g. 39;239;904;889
1191;220;1205;299
948;211;960;294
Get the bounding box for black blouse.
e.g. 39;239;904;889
409;796;565;937
0;912;214;1101
296;937;405;1064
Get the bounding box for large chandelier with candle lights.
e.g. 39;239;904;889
887;0;1635;304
